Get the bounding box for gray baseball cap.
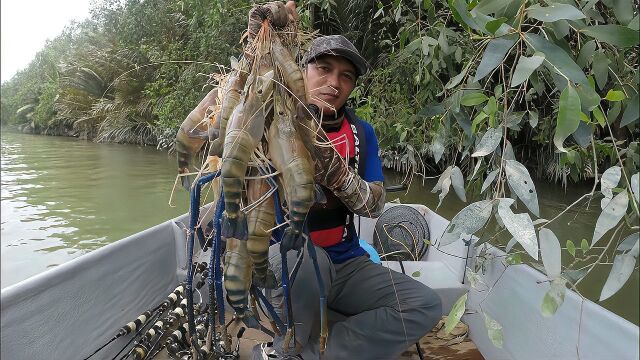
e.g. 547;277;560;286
303;35;369;77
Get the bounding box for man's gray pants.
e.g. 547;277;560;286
266;243;442;360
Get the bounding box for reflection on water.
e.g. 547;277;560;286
1;132;637;325
1;132;189;288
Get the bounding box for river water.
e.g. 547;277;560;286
1;132;637;325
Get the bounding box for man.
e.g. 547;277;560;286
253;35;442;360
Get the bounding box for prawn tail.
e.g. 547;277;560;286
222;236;259;329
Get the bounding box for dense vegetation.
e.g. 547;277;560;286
1;0;638;186
1;0;250;146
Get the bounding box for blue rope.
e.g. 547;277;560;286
208;188;225;339
270;187;296;340
187;171;220;343
304;224;327;352
213;191;226;327
251;285;286;334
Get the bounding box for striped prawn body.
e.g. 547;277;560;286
220;54;274;239
209;59;249;157
246;175;276;288
268;91;315;251
221;52;274;326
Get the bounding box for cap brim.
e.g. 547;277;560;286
307;48;369;77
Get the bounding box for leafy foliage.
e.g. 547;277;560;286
308;0;639;343
1;0;252;145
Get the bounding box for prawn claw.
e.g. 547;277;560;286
253;268;277;289
222;212;249;241
281;228;304;252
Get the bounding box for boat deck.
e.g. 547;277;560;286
153;317;483;360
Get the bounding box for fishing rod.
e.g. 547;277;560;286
122;265;209;360
83;279;190;360
87;262;208;360
145;281;209;359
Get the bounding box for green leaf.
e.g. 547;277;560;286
504;160;540;216
539;229;562;278
580;112;591;123
404;38;422;53
506;253;522;265
550;19;570;38
483;313;503;348
530;71;545;95
617;233;639;252
412;270;421;277
609;0;634;25
554;84;582;152
485;96;498;114
604;90;626;102
541;278;567;317
600;252;637;301
621;94;640;127
592;51;610;90
439;200;494;246
445;62;471;89
527;3;586;22
449;0;482;32
474;36;517;82
481;170;498;192
466;267;485;289
576;40;596;68
498;199;539;260
581;25;640;48
433;167;453;209
438;29;451;54
472;127;502;157
581;238;590;254
422;35;438;56
575;83;601;111
507;111;527;130
608;101;622;123
601;166;622;200
566;240;576;257
593;190;629;245
593;107;606;127
485;17;508;34
471;12;514;37
430;126;446;163
450;166;467;202
631;173;639;203
461;93;489;106
629;15;640;31
524;33;588;86
444;293;468;334
529;110;539;128
471;112;488;133
511;52;545;87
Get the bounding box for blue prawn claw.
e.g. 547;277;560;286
222;212;249;241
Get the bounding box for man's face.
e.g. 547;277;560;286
305;55;357;117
